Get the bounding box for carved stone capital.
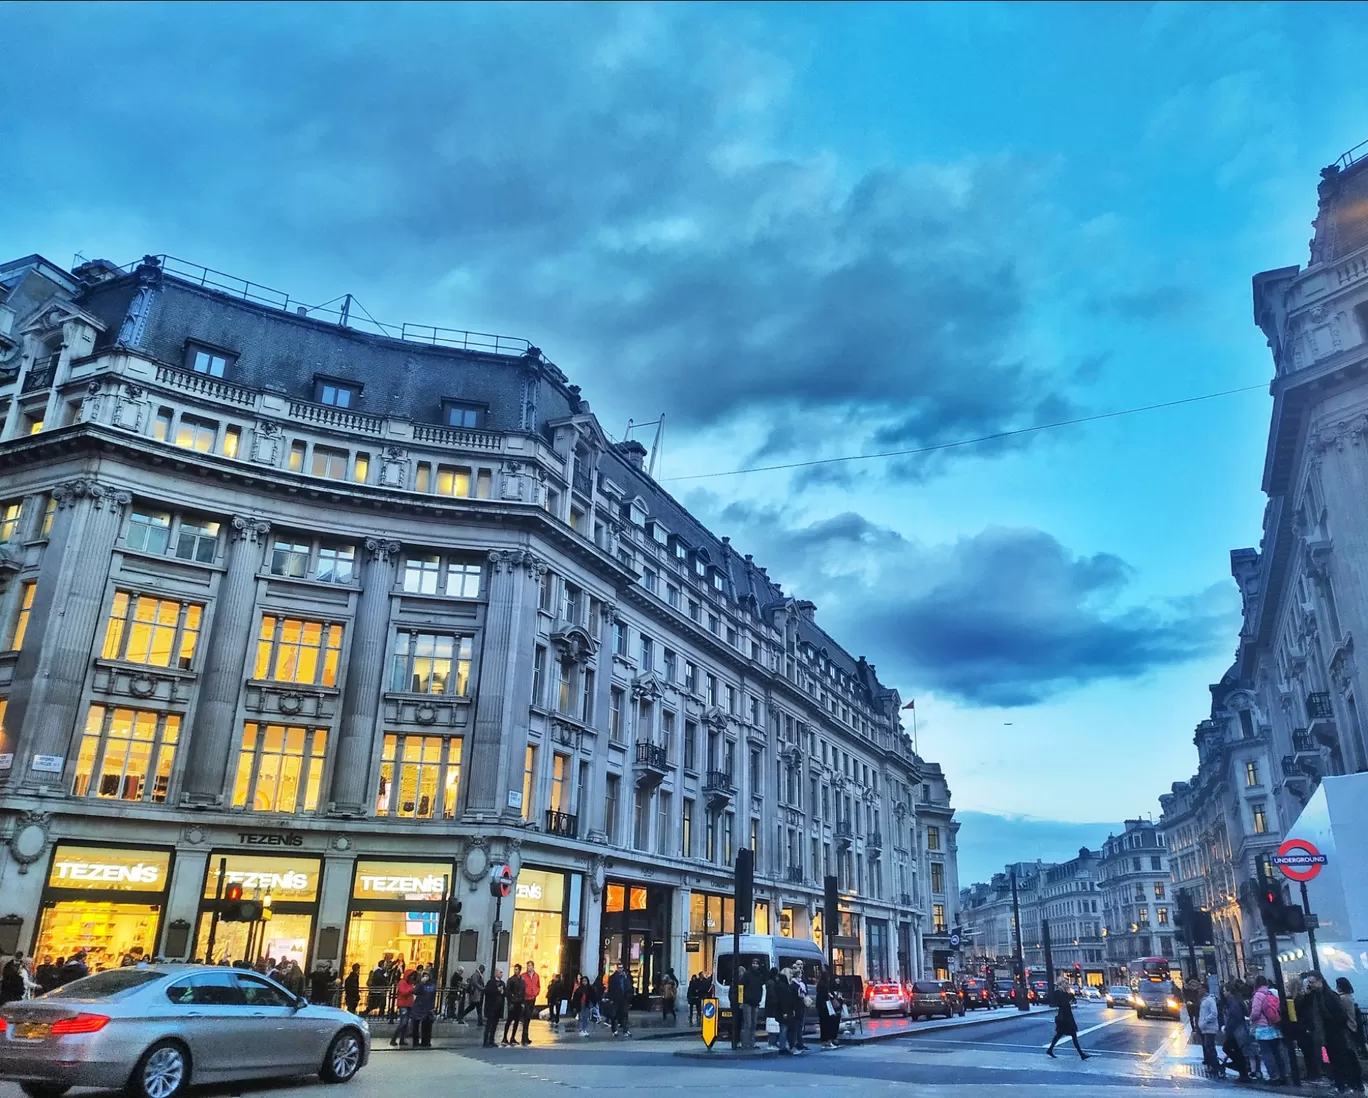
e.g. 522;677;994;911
231;515;272;543
488;548;548;576
364;537;402;564
52;478;132;512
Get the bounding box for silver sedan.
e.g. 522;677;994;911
0;965;369;1098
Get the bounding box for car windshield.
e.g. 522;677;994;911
913;981;942;993
43;969;166;999
1110;987;1130;994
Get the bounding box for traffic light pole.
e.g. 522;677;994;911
1041;919;1054;987
1010;867;1029;1011
1266;929;1301;1087
489;893;502;983
205;856;226;964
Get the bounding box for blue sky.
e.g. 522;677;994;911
7;2;1368;876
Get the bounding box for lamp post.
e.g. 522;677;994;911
1010;867;1029;1012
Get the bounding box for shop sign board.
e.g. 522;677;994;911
237;832;306;847
0;753;13;771
48;846;172;892
202;855;322;901
353;860;450;902
31;755;64;774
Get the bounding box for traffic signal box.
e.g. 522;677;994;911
1256;881;1306;936
219;883;263;923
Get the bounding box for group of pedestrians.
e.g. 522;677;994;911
385;964;439;1049
0;950;91;1001
729;958;844;1052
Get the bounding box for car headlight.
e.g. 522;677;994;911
1166;999;1180;1009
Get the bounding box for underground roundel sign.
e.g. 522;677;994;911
1271;838;1327;883
491;864;514;898
701;997;719;1049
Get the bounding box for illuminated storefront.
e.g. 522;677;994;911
509;867;569;980
194;853;321;965
33;843;173;970
601;879;670;1001
686;891;735;978
344;859;452;973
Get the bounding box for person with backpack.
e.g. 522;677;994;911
1250;975;1288;1084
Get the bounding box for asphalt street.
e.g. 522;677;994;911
0;1000;1202;1098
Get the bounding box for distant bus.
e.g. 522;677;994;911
1128;957;1181;1020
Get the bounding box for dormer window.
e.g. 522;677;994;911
185;343;234;378
711;571;725;591
315;378;360;408
443;400;485;429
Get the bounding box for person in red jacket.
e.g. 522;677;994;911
519;961;541;1045
390;969;416;1047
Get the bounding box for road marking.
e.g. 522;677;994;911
1038;1011;1131;1048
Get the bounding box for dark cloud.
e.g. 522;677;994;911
5;3;1081;475
703;501;1237;707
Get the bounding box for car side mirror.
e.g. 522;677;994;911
294;995;308;1011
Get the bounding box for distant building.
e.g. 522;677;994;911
1098;819;1174;979
1038;848;1104;984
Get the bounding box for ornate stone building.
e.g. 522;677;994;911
0;252;955;993
1156;148;1368;981
1098;818;1173;981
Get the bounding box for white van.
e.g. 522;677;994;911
713;934;826;1016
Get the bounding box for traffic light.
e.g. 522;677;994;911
447;897;463;933
220;882;262;923
1173;901;1188;945
735;848;754;925
1190;909;1214;946
1255;880;1306;936
261;893;273;922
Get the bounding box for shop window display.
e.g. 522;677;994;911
35;902;160;971
509;869;565;980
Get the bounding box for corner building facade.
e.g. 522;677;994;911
0;253;953;997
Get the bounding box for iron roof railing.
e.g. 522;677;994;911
1337;139;1368;170
119;254;538;358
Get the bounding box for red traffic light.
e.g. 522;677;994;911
225;883;243;903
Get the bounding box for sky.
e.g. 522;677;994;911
7;1;1368;882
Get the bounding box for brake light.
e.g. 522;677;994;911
0;1018;7;1033
51;1014;111;1035
939;992;946;999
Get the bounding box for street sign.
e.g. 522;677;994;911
701;998;718;1049
491;864;514;897
1272;838;1327;883
950;933;961;948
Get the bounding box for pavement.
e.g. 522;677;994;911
0;1000;1268;1098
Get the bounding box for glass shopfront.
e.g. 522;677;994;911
601;879;671;1002
509;867;568;980
686;891;735;979
34;844;173;970
194;853;321;966
344;860;451;972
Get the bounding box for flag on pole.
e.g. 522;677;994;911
902;699;915;710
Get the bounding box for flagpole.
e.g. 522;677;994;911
912;705;918;756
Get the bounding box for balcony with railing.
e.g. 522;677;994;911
1292;728;1315;754
703;769;734;806
866;831;883;853
1306;692;1334;721
634;742;669;786
545;810;579;838
835;820;854;848
785;866;804;884
21;353;60;394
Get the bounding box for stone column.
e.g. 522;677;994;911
179;515;269;806
583;601;617;841
328;537;400;815
464;548;544;819
3;478;130;792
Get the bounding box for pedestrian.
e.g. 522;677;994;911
1250;975;1288;1084
1306;972;1364;1093
503;963;526;1046
788;963;811;1052
661;968;678;1025
365;960;387;1016
573;975;594;1036
58;951;89;986
519;961;540;1045
411;966;438;1049
1220;981;1256;1082
1197;985;1221;1075
1183;977;1203;1038
546;972;564;1031
608;961;633;1037
0;954;25;1004
309;961;336;1005
739;957;766;1049
1291;973;1324;1083
816;967;841;1049
687;972;701;1025
343;963;361;1015
1337;978;1367;1057
279;958;305;998
445;967;464;1021
767;968;793;1054
389;968;415;1047
35;956;58;994
482;968;506;1048
1046;977;1090;1060
460;964;486;1025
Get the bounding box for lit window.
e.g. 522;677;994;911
353;452;369;483
188;348;231;377
173;415;217;453
1252;805;1268;834
126;510;171;554
522;744;537;822
254;616;343;687
310;446;349;480
39;496;55;538
174;518;220;564
390;631;473;695
72;704;180;803
927;825;941;851
101;592;202;670
0;501;21;542
153;408;173;441
933;903;946;934
288;441;306;471
316;544;355;584
316;380;359;408
232;722;327;814
1157;907;1169;925
435;465;472;497
8;580;36;650
375;733;462;819
1245;760;1259;787
222;426;241;459
270;539;311;579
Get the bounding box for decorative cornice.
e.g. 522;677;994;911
1310;414;1368;453
488;547;548;575
52;478;131;512
231;515;272;543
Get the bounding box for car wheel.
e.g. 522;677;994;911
321;1028;364;1084
129;1040;190;1098
20;1084;71;1098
